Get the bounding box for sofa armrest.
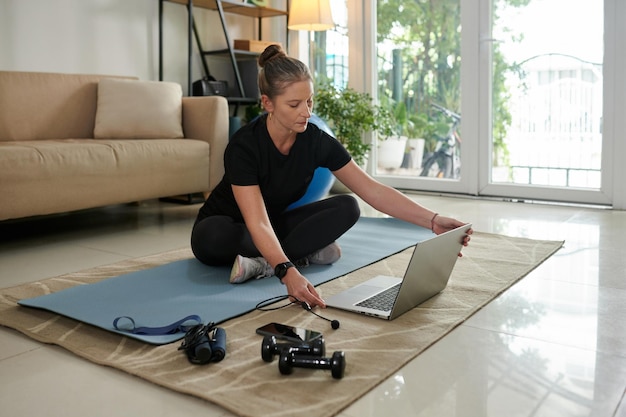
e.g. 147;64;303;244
182;96;229;193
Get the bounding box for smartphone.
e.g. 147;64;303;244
256;322;323;343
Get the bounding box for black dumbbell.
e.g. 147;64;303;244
278;350;346;379
261;335;325;362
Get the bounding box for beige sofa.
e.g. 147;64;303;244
0;71;229;221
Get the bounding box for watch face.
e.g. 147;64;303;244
275;262;293;278
276;264;286;278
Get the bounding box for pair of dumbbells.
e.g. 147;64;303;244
261;335;346;379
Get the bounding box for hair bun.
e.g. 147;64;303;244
258;44;286;67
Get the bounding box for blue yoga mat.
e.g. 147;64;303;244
19;217;432;344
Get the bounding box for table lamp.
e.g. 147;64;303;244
288;0;335;75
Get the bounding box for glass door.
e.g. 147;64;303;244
480;0;611;205
370;0;624;207
373;0;469;194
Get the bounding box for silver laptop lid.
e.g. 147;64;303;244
388;223;471;320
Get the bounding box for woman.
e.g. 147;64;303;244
191;45;471;309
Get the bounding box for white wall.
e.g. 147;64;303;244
0;0;285;92
1;0;160;78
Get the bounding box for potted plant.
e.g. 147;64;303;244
402;112;433;170
314;82;396;167
378;101;410;170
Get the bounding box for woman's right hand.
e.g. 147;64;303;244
281;268;326;308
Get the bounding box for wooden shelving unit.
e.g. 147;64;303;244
159;0;288;111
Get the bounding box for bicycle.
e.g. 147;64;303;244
420;103;461;179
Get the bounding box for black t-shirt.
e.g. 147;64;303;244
197;115;351;223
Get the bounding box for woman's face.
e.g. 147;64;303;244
263;79;314;134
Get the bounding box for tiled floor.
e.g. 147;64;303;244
1;194;624;417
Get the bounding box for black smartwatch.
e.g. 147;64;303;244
274;261;295;280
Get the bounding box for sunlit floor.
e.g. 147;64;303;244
0;194;624;417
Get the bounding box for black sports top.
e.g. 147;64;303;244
197;115;351;223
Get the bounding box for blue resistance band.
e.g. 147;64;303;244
113;314;202;335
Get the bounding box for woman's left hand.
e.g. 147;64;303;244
281;269;326;308
432;215;472;256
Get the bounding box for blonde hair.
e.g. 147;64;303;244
257;44;312;99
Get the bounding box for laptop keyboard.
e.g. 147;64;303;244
356;283;401;311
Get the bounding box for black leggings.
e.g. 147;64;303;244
191;194;360;266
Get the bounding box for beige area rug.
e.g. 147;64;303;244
0;232;563;417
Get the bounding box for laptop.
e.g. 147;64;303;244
325;223;472;320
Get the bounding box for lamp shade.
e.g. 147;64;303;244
288;0;334;31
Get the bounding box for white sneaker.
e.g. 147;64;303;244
229;255;274;284
306;242;342;265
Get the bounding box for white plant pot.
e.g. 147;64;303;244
407;138;426;170
377;135;407;169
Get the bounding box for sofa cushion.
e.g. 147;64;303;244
94;78;183;139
